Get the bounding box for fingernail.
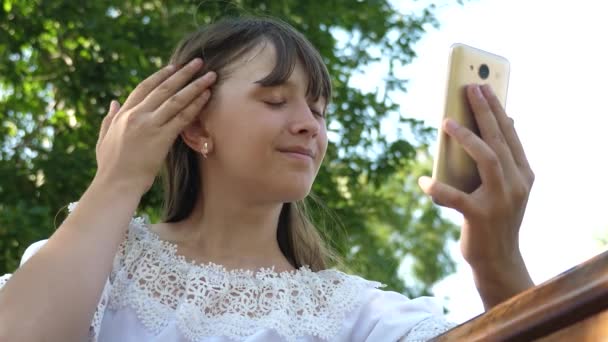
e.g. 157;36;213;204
445;119;459;133
189;58;202;68
473;84;483;98
481;83;493;94
110;100;118;112
205;71;217;81
418;176;432;189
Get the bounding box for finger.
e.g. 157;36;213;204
120;65;177;112
418;176;475;215
139;58;205;112
467;84;517;176
153;71;217;126
443;118;505;193
480;84;532;172
165;89;211;134
97;100;121;148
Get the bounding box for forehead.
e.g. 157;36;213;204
225;42;309;91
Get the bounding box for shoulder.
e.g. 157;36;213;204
4;201;140;272
19;239;48;266
9;202;146;276
0;238;49;289
65;200;146;258
336;276;456;341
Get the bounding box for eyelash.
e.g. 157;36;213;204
264;101;325;118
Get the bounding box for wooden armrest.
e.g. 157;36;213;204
535;309;608;341
431;249;608;341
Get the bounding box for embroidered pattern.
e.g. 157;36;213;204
70;203;384;342
401;315;457;341
0;274;11;288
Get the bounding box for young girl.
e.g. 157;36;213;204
0;16;535;341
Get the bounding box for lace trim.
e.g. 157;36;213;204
88;279;112;341
0;274;11;288
67;202;384;342
401;315;457;342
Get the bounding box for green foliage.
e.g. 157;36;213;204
0;0;458;297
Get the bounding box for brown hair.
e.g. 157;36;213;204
161;16;337;271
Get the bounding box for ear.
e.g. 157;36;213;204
180;116;213;154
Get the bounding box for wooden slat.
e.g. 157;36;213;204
431;249;608;341
536;309;608;341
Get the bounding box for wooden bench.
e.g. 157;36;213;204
431;249;608;341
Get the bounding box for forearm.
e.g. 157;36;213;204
472;253;535;310
0;177;141;342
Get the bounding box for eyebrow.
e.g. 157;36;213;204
251;80;326;107
252;79;298;89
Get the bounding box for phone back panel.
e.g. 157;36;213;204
432;44;510;193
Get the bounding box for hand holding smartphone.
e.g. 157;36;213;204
422;44;536;309
432;43;510;193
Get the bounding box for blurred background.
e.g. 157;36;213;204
0;0;606;324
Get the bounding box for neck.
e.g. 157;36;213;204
171;181;293;271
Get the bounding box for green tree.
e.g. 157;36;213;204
595;226;608;248
0;0;459;297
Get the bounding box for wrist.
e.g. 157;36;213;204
469;247;524;273
470;253;534;309
91;172;149;197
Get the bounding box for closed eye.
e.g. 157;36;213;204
310;108;325;118
264;101;286;108
264;101;325;118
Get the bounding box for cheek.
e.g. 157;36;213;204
317;126;329;155
214;111;278;166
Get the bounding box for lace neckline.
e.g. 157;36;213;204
66;202;385;342
133;216;316;278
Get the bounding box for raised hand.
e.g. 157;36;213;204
95;58;216;195
418;84;535;308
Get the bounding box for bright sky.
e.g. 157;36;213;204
383;0;608;323
6;0;605;326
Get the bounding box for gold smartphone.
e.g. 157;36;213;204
431;43;510;193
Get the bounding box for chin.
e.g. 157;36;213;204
283;193;310;203
273;180;314;202
281;186;312;202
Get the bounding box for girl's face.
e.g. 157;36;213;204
201;42;328;203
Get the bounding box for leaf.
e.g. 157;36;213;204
0;0;462;297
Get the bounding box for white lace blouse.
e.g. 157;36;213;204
0;203;456;341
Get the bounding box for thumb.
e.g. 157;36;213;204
98;100;121;146
109;100;121;115
418;175;472;214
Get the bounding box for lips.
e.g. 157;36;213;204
278;146;315;159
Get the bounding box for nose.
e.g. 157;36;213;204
288;102;321;137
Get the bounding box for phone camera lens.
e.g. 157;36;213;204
478;64;490;79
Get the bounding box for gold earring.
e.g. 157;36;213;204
201;141;209;159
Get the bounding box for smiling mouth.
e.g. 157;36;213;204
277;146;315;158
279;151;314;161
